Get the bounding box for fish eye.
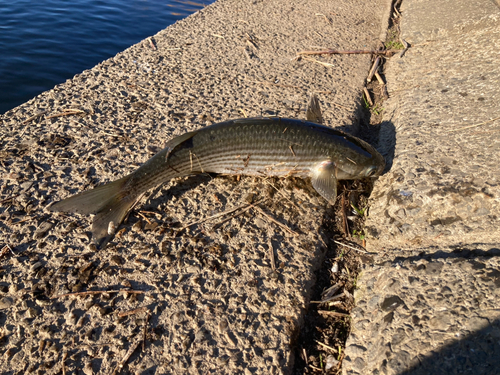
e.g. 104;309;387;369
365;166;377;177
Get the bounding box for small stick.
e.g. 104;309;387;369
374;71;385;85
22;110;48;124
341;194;348;236
136;211;152;225
367;57;380;82
254;206;299;236
142;311;150;351
302;348;308;364
448;116;500;132
118;307;148;317
181;199;264;231
308;364;322;371
264;180;304;213
138;210;162;219
45;110;86;119
333;240;369;254
317;310;350;317
316;340;336;352
212;199;264;229
301;56;335;68
399;39;409;58
111;338;141;375
147;37;156;51
316;13;332;25
0;245;15;260
268;239;276;271
52;289;146;299
298;49;396;56
61;351;68;375
310;292;344;304
363;87;373;106
375;72;389;99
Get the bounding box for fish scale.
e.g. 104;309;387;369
49;117;385;248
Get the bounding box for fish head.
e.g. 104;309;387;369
333;135;386;180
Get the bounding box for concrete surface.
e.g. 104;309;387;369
0;0;390;374
343;0;500;374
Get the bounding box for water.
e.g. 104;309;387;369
0;0;211;114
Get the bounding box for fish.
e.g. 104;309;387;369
49;117;385;248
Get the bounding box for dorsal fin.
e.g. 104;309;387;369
306;93;323;124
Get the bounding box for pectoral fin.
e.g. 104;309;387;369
311;160;338;204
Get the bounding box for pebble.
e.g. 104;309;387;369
27;307;39;318
0;296;14;309
33;222;54;239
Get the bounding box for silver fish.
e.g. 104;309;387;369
49;117;385;248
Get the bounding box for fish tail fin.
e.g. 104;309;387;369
49;174;138;248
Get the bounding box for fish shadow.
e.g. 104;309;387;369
351;97;397;174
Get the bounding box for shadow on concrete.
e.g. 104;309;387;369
351;96;397;174
400;316;500;375
377;118;397;173
380;245;500;374
390;245;500;265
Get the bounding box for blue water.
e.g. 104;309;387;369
0;0;211;114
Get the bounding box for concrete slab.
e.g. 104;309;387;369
0;0;391;374
343;0;500;374
400;0;500;43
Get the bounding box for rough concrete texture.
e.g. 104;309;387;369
343;0;500;374
0;0;390;374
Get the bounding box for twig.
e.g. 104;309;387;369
333;240;369;254
341;194;349;236
264;180;304;213
45;110;86;119
61;351;68;375
317;310;350;317
298;49;396;56
315;13;332;25
136;211;152;225
367;57;380;82
268;239;276;271
212;199;265;229
308;364;322;371
22;110;48;124
374;71;385;85
111;338;141;375
147;37;157;51
143;311;150;351
52;289;146;299
316;340;337;351
0;245;15;260
254;206;299;236
310;292;344;304
375;72;389;99
399;39;409;58
363;87;373;106
118;307;148;317
301;56;335;67
448;116;500;132
181;199;264;231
